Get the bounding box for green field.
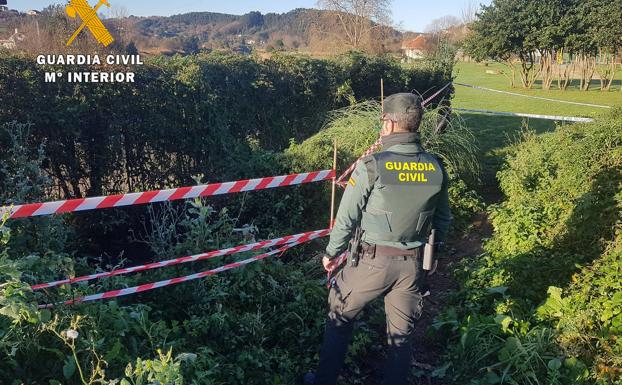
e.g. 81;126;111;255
451;62;622;195
453;61;622;117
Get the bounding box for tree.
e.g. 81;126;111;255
464;0;570;89
530;0;572;90
126;41;138;55
242;11;264;30
182;36;200;55
315;0;392;50
461;0;479;25
564;0;600;90
424;15;461;34
464;0;622;91
425;15;464;52
105;5;129;45
463;0;523;87
583;0;622;90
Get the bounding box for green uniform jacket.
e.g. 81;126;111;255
326;132;452;258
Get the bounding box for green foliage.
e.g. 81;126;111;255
120;348;183;385
438;109;622;384
433;310;588;385
537;241;622;383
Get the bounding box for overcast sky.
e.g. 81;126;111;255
9;0;491;32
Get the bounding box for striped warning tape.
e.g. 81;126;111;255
335;139;382;186
455;83;611;109
422;82;453;107
31;229;332;290
39;230;329;308
2;169;335;219
335;82;453;186
453;108;594;123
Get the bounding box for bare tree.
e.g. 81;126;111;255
315;0;393;49
103;5;129;46
461;0;479;25
424;15;461;34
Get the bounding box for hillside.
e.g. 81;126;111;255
123;8;405;55
0;7;408;55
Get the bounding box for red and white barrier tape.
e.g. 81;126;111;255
335;139;382;186
422;82;453;106
2;170;335;219
335;82;453;185
39;230;329;308
32;229;332;290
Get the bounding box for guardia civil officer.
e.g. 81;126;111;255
305;93;452;385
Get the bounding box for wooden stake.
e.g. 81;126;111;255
330;140;338;229
381;78;385;113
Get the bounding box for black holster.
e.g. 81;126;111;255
347;227;364;267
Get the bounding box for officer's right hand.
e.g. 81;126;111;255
323;255;340;272
318;252;339;272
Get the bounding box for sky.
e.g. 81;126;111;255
10;0;492;32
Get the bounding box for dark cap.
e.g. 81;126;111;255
383;93;422;114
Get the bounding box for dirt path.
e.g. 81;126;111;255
409;212;492;384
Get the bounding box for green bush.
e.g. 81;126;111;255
0;51;452;255
0;52;450;200
438;109;622;384
0;146;375;384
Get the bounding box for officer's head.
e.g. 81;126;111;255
380;93;423;136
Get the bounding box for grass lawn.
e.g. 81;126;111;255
450;62;621;199
453;61;622;117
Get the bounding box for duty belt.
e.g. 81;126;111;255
362;242;422;259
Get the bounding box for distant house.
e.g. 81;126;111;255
0;28;25;50
27;9;40;16
0;6;8;12
232;44;252;55
401;35;430;61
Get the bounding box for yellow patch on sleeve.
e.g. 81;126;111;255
348;178;356;187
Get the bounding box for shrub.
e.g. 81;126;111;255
438;108;622;384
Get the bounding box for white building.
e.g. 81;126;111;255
401;35;430;62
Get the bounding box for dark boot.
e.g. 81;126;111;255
313;318;355;385
303;372;315;385
381;342;413;385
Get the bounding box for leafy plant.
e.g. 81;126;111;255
437;108;622;384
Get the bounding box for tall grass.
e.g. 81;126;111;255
317;100;480;181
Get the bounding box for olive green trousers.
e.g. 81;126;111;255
314;254;426;385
